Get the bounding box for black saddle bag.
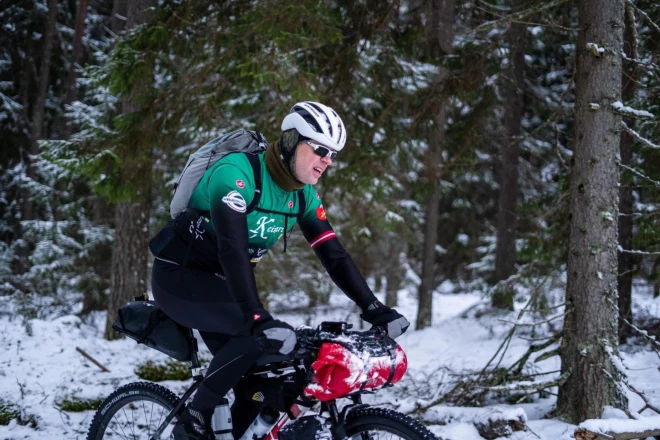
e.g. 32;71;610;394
112;299;193;362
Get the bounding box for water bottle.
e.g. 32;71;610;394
238;407;279;440
211;398;233;440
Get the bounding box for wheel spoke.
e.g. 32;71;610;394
98;398;175;438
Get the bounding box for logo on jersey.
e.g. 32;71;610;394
236;180;245;189
316;205;327;220
249;216;284;239
222;191;246;213
288;200;294;209
189;217;205;240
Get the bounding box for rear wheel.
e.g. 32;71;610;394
345;407;438;440
87;382;181;440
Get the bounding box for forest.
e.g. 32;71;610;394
1;0;660;439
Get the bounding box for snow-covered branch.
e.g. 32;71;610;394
620;121;660;149
627;0;660;34
612;102;654;120
474;0;572;33
421;406;527;439
618;163;660;187
617;245;660;256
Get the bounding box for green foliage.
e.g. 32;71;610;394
135;359;199;382
55;394;104;412
0;398;37;428
6;0;660;324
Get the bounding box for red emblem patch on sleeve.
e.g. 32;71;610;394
316;205;327;220
288;200;294;209
236;180;245;188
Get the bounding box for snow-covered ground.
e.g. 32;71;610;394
1;285;660;440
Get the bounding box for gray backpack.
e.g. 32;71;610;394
170;129;268;218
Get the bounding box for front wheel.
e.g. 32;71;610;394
87;382;181;440
345;407;439;440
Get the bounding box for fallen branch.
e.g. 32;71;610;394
627;383;660;415
487;370;570;394
420;405;527;440
76;347;110;372
575;415;660;440
507;332;561;377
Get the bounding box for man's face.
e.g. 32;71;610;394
293;142;336;185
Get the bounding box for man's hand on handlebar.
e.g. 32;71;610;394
360;301;410;339
247;308;297;355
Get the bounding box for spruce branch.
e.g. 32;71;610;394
618;162;660;187
626;0;660;34
473;0;572;33
620;121;660;149
617;246;660;257
612;103;654;120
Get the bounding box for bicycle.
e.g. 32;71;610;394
87;321;437;440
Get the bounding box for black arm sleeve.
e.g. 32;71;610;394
299;216;377;310
210;201;262;315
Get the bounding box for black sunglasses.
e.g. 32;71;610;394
306;140;338;160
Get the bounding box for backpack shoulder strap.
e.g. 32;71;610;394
297;190;306;219
245;153;262;214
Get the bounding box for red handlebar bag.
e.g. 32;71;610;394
305;340;407;401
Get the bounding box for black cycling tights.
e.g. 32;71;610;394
151;259;265;437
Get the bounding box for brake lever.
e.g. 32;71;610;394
367;325;388;339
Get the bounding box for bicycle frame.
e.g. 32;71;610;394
149;377;364;440
148;324;376;440
150;328;206;440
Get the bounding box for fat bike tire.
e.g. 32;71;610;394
345;407;439;440
87;381;181;440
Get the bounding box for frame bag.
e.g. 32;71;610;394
112;299;193;362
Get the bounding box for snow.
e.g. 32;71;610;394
2;286;660;439
612;101;654;119
580;415;660;436
586;42;606;56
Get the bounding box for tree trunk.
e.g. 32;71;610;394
415;0;455;330
385;223;408;308
617;2;637;344
492;11;526;310
417;100;447;330
104;199;151;338
61;0;89;139
556;0;627;423
104;0;155;339
22;0;59;221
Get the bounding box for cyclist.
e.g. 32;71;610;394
149;101;410;439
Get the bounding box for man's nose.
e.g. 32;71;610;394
321;155;333;165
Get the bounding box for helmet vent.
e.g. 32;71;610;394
301;113;323;133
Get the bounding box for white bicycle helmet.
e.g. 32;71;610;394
281;101;347;151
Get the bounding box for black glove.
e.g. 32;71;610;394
247;309;297;355
360;301;410;339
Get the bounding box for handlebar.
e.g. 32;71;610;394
294;321;389;352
